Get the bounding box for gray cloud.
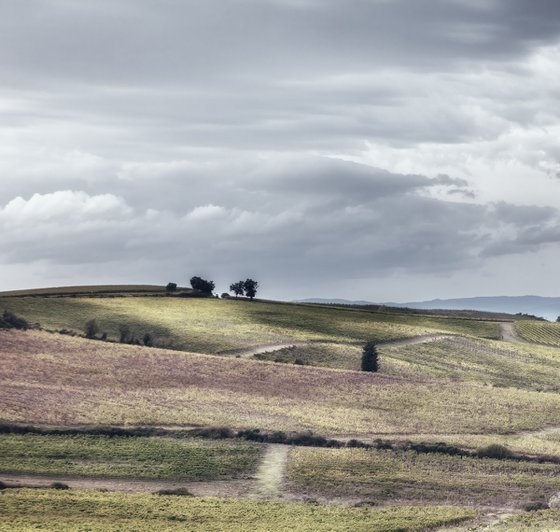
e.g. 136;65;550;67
1;1;560;299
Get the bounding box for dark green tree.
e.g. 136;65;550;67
361;341;378;372
243;279;258;301
190;276;215;295
229;281;245;298
166;282;177;292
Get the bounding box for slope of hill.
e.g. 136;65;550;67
3;286;560;528
0;295;501;354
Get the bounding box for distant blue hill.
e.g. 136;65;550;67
295;296;560;321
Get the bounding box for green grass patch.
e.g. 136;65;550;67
0;489;478;531
492;509;560;531
0;434;258;481
380;336;560;391
287;447;560;507
0;297;500;354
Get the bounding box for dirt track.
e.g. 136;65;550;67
0;474;253;497
499;322;526;343
251;444;290;499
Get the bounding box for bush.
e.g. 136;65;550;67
85;319;99;339
143;333;154;347
0;310;29;330
192;427;234;439
119;324;131;343
0;481;7;490
156;487;192;496
523;501;549;512
476;444;514;459
221;292;231;298
50;482;70;490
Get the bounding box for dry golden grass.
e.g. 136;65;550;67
2;330;560;436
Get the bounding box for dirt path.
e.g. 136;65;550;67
378;334;455;348
219;343;309;359
224;335;456;360
499;322;526;344
250;444;290;499
0;474;253;497
440;509;520;531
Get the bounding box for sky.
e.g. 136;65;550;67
1;0;560;301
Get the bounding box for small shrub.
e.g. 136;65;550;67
0;481;7;490
85;319;99;339
143;333;154;347
119;324;131;343
523;501;548;512
294;358;306;365
156;487;192;496
476;444;514;459
193;427;234;439
0;310;29;330
50;482;70;490
269;431;287;443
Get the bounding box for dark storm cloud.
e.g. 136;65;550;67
3;0;560;86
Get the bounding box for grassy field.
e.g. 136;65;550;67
0;296;500;354
380;336;560;392
515;320;560;347
2;330;560;435
0;434;258;480
0;285;179;297
492;509;560;530
287;447;560;507
0;489;478;532
256;336;560;391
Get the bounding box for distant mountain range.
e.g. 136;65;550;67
295;296;560;321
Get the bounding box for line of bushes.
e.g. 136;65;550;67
1;423;557;465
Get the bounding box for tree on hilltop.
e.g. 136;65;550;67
166;282;177;292
229;281;245;298
190;276;215;295
243;279;258;301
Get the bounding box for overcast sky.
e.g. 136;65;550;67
1;0;560;301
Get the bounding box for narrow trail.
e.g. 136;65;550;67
0;474;253;498
378;334;456;348
439;510;520;532
499;322;527;344
223;335;457;360
219;343;308;359
250;444;290;499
